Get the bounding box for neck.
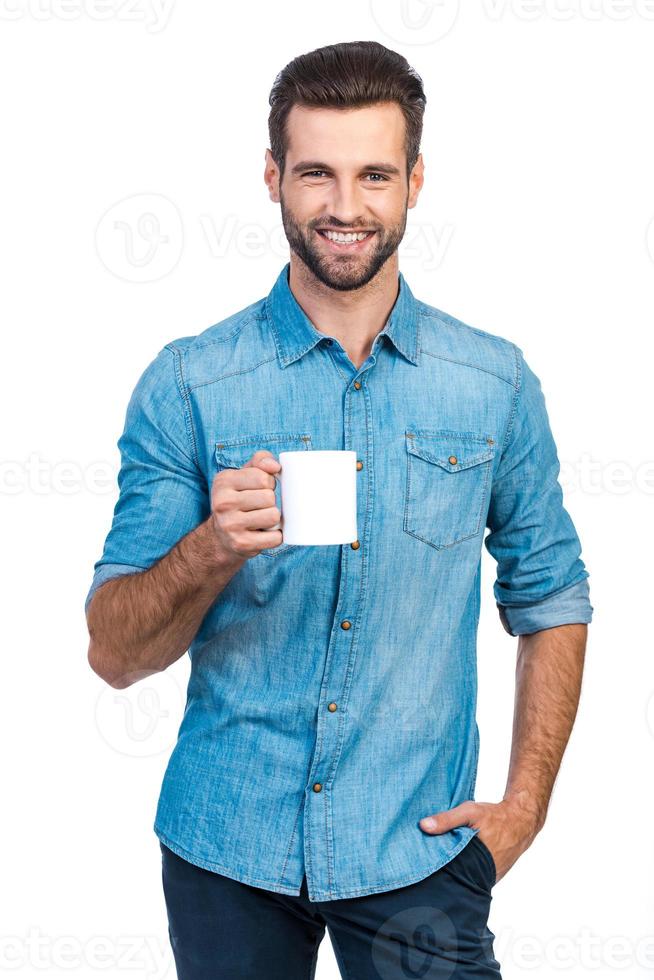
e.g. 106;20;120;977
288;254;400;368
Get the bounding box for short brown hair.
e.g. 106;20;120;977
268;41;427;183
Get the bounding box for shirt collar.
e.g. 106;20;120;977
265;261;420;369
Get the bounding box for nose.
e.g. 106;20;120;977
326;178;367;229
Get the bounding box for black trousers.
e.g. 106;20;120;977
160;835;501;979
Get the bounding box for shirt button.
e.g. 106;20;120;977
356;460;363;471
353;381;362;389
328;702;338;712
448;455;458;465
341;620;352;630
350;540;360;550
313;782;323;792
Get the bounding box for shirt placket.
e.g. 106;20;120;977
303;348;377;901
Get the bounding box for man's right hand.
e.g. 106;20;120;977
209;450;284;559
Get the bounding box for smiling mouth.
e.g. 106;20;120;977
316;229;376;249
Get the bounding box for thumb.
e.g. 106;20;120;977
243;451;281;471
419;802;473;835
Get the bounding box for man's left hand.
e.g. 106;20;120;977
418;796;543;883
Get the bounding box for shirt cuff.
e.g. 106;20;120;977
84;562;147;616
497;577;593;636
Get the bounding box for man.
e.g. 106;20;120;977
86;40;593;980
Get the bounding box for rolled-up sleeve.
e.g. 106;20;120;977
85;343;209;616
484;346;594;636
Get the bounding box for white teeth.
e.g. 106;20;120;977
322;230;372;243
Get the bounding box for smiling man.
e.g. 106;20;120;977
85;40;593;980
275;99;421;371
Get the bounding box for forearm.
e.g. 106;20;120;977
503;622;588;831
87;518;246;688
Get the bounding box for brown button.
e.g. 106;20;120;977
448;455;458;465
350;540;360;550
313;782;322;792
356;460;363;471
341;620;351;630
353;381;362;390
328;702;338;712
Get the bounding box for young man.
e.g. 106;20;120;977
86;40;593;980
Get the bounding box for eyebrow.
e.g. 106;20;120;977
289;160;401;177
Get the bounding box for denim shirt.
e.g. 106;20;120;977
85;261;593;901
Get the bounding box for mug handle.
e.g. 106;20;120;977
270;472;281;530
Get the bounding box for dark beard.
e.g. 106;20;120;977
279;192;407;292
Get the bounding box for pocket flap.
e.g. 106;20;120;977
405;428;496;472
215;432;312;469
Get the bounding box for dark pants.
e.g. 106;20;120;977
160;835;501;979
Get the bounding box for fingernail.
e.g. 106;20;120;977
421;817;437;830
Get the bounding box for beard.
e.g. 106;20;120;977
279;191;408;292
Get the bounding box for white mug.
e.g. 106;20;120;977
271;450;358;546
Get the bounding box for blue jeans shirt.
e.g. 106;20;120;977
85;262;593;901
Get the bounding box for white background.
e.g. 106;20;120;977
1;1;653;977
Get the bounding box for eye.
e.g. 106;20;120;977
302;170;389;181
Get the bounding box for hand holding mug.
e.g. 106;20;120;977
210;451;282;559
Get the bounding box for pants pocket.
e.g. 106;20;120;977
470;833;497;889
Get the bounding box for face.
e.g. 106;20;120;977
265;102;424;291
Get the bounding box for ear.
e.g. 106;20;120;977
264;149;281;203
408;153;425;209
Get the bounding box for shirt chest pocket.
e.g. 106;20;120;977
214;432;313;558
404;428;496;550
